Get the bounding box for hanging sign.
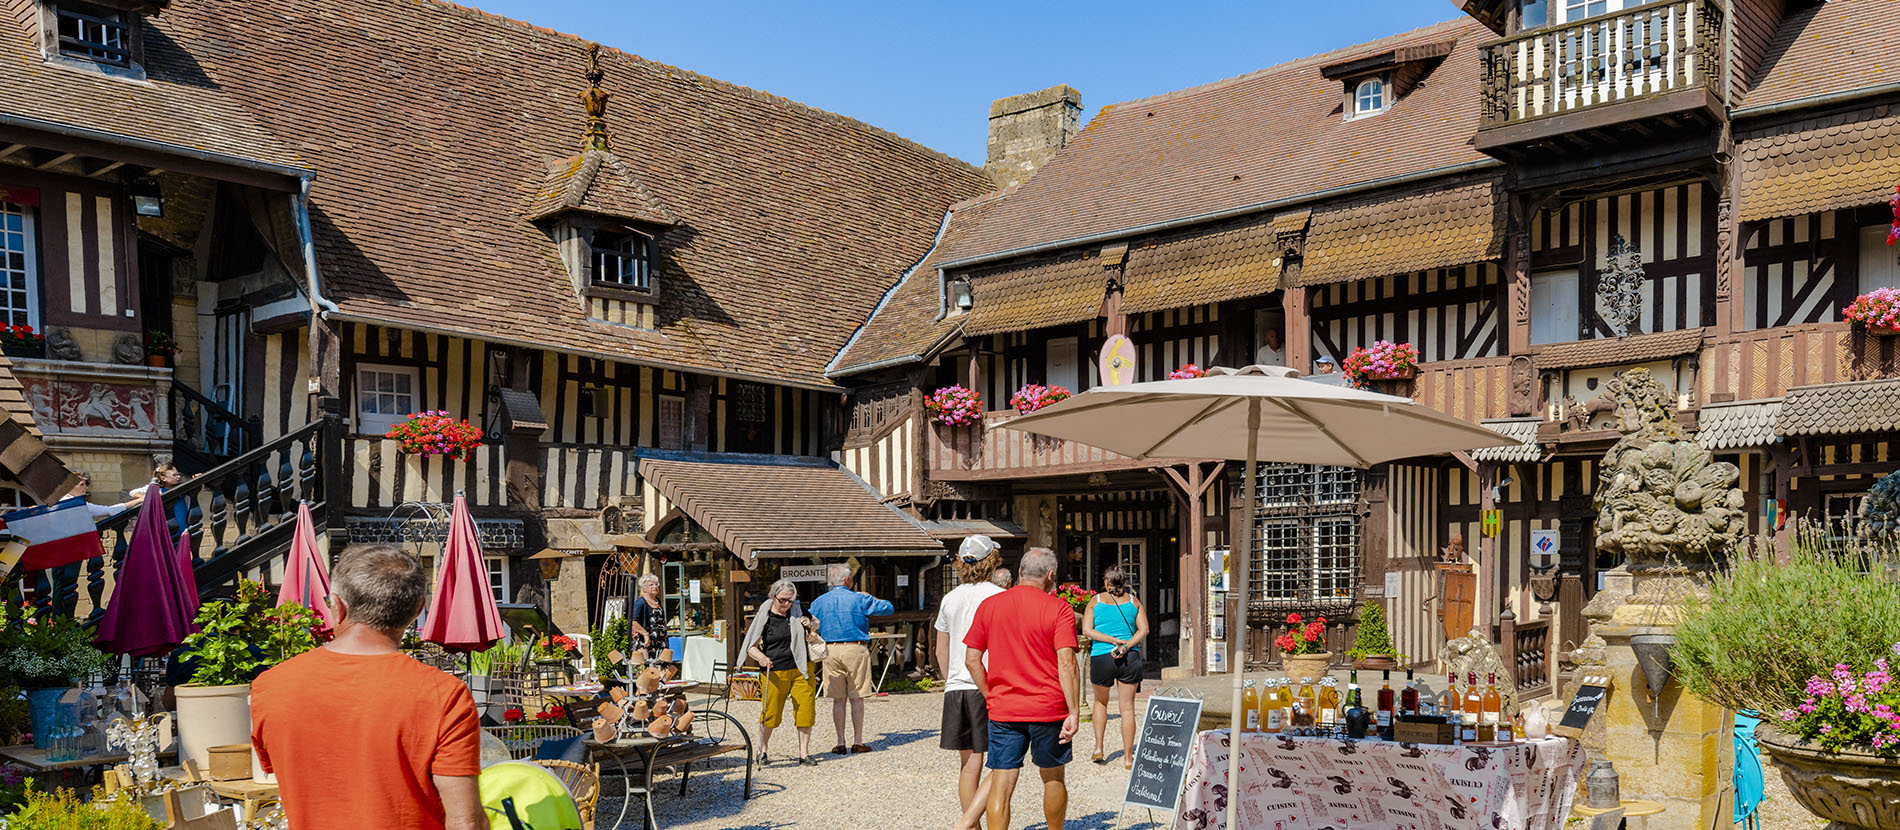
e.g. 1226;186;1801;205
780;564;827;583
1480;509;1502;538
1122;694;1204;811
1099;334;1138;386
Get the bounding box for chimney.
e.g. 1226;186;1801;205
984;84;1081;190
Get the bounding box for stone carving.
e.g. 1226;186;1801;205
1757;726;1900;830
1437;629;1517;714
1855;470;1900;540
1593;368;1745;570
1439;533;1467;564
1714;194;1734;300
1596;233;1647;338
111;334;144;365
22;378;160;434
46;328;82;361
1507;356;1535;416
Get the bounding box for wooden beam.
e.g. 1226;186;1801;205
35;152;77;170
85;160;125;178
0;124;298;192
0;144;25;160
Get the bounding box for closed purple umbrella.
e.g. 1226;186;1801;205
94;484;200;656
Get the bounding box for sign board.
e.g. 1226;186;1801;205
1123;694;1204;811
1588;808;1626;830
1206;547;1229;593
1099;334;1138;386
1480;509;1502;538
1557;674;1611;735
1383;571;1400;599
780;564;828;583
1530;529;1559;561
896;574;909;587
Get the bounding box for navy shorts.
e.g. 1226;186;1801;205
986;719;1073;770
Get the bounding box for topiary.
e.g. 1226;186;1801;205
1345;601;1401;660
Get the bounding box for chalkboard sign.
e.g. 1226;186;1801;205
1123;694;1204;812
1559;675;1611;732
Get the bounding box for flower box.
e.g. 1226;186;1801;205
1009;383;1071;414
0;325;45;360
1168;363;1207;380
1844;287;1900;334
386;410;484;461
1342;341;1420;388
924;385;983;427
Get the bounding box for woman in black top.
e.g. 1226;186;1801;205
629;573;665;649
740;578;818;765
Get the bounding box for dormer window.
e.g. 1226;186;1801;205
1353;79;1387;118
55;4;128;65
592;230;652;292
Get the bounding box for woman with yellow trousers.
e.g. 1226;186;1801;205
740;578;820;766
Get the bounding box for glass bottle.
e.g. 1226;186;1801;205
1241;679;1260;733
1343;672;1369;739
1461;671;1484;743
1440;673;1460;720
1375;670;1395;739
1483;672;1506;742
1400;669;1419;717
1297;677;1318;723
1317;677;1340;727
1263;680;1285;733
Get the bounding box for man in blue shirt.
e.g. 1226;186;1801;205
808;563;893;755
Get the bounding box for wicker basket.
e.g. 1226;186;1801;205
728;672;762;701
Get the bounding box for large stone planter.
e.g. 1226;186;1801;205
1758;723;1900;830
1282;652;1332;683
175;683;253;772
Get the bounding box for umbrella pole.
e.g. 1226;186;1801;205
1226;399;1259;830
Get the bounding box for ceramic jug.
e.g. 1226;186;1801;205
1521;700;1549;740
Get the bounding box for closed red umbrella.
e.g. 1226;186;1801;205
94;484;200;656
421;495;504;653
275;503;336;631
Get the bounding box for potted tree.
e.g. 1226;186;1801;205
1345;601;1402;670
175;580;323;779
0;600;107;749
1673;523;1900;830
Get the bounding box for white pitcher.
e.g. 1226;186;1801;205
1521;700;1549;740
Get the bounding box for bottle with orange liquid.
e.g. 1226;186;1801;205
1240;679;1261;733
1317;677;1341;727
1263;680;1286;733
1483;672;1508;742
1461;671;1484;743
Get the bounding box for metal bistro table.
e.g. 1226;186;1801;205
583;709;753;830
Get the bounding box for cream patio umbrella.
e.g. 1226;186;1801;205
1005;364;1516;828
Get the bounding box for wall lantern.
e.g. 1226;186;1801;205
128;176;163;218
529;547;570;581
948;279;973;311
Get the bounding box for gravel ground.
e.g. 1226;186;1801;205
598;689;1166;830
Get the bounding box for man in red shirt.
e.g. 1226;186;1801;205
251;545;483;830
963;547;1080;830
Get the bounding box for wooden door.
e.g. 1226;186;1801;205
1440;566;1476;641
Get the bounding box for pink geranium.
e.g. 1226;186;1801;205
923;385;984;426
1008;384;1072;414
1776;645;1900;756
1341;341;1420;388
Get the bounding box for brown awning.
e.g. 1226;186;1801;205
1534;328;1706;370
637;452;943;567
1122;216;1281;314
962;252;1106;337
1778;379;1900;438
1737;106;1900;223
0;355;77;504
1299;177;1503;286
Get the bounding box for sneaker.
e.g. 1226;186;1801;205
797;756;817;766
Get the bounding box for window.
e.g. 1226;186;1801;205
1561;0;1610;21
592;231;651;292
53;3;129;66
355;364;419;435
485;556;511;604
657;395;685;450
1530;269;1580;345
1860;225;1900;294
0;203;39;328
1353;79;1386;117
1251;463;1362;610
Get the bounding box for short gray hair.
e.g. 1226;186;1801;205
766;578;798;602
1019;547;1058;582
826;564;851;588
990;568;1012;588
332;544;429;631
638;573;661;592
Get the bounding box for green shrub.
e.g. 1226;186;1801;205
182;580;325;687
467;640;526;676
591;615;630;662
1674;523;1900;713
3;787;163;829
1346;601;1401;660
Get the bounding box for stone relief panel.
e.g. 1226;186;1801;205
22;377;162;436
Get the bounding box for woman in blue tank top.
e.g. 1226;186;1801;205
1082;565;1149;767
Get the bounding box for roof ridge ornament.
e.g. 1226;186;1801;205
581;43;611;152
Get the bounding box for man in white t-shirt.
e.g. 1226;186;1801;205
935;535;1007;824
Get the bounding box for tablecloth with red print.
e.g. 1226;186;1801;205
1173;730;1580;830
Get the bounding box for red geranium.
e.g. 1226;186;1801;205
1280;611;1328;656
534;705;566;722
385;410;484;461
1286;612;1302;625
503;707;525;723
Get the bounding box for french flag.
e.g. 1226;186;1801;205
1;498;107;573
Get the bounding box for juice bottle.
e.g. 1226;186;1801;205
1440;673;1460;720
1263;680;1285;733
1375;670;1395;739
1483;672;1507;742
1278;679;1297;729
1241;679;1260;733
1297;677;1318;723
1317;677;1340;727
1462;671;1484;743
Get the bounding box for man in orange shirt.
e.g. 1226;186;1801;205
251;545;482;830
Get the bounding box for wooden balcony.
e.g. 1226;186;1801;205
1476;0;1724;161
925;410;1184;482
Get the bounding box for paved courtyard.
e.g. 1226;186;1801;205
606;689;1168;830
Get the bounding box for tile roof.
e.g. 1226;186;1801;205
1696;399;1782;450
1741;0;1900;110
156;0;992;389
1778;379;1900;437
1736;105;1900;223
1121;214;1281;314
637;452;942;566
0;355;78;504
829;193;1005;376
962;251;1108;338
1469;417;1543;463
1534;328;1706;370
524;150;678;226
0;5;302;171
1298;176;1503;286
936;17;1494;266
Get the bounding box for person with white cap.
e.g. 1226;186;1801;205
935;534;1006;825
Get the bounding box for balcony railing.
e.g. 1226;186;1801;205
1481;0;1723;129
925;410;1177;481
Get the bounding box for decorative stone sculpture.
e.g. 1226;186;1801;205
111;334;144;365
1437;628;1516;715
1592;368;1746;571
46;327;82;361
1856;470;1900;540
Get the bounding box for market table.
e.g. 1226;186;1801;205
0;744;130;772
1174;730;1582;830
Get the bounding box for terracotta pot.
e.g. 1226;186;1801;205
1374;366;1418;380
1757;724;1900;830
669;697;688;717
1859;323;1900;337
608;686;628;704
663;665;680;682
1353;655;1398;671
659;648;675;663
647;714;673;738
598;701;624;724
674;711;694;733
630;699;650;721
635;668;661;694
629;649;647;665
146;354;168;368
592;720;618;743
1281;652;1333;683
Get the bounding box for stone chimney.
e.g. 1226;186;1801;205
984;84;1082;190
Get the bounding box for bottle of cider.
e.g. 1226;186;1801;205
1401;669;1420;717
1440;673;1459;720
1483;672;1507;742
1297;677;1318;723
1241;679;1260;733
1317;677;1341;727
1376;670;1395;739
1263;680;1285;733
1462;671;1484;743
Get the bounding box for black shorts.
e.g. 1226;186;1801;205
1090;650;1144;688
939;689;989;752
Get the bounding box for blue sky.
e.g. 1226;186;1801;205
466;1;1460;165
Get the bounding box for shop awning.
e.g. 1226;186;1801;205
1121;215;1281;314
921;518;1027;541
1298;177;1503;286
1697;399;1782;450
1469;418;1544;463
1737;107;1900;223
637;451;944;567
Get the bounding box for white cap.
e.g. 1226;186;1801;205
957;534;999;562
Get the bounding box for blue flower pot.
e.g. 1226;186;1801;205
25;687;65;749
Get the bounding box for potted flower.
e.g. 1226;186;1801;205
533;704;567;723
533;634;580;664
142;330;178;368
1341;340;1420;387
1275;612;1331;683
1009;383;1072;414
1345;601;1403;670
0;324;45;360
385;410;484;461
1844;287;1900;335
0;601;108;748
1054;583;1096;686
923;385;983;427
1674;523;1900;830
1168;363;1207;380
502;707;526;724
175;580;325;777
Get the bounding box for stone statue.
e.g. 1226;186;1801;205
46;327;82;361
1438;628;1517;715
1593;368;1745;571
1858;470;1900;540
111;333;144;365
